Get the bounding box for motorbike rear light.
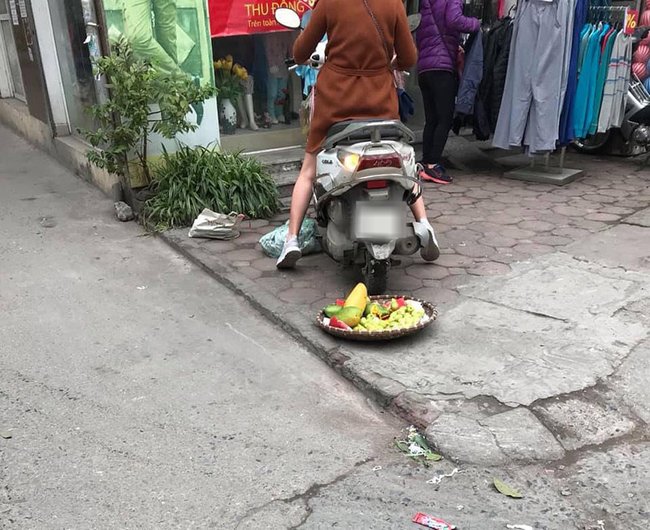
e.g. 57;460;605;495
339;153;360;172
357;154;402;171
366;180;388;189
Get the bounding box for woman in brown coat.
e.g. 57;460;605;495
277;0;441;268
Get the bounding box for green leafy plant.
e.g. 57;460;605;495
143;145;280;231
79;37;216;188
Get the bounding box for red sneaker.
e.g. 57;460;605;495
420;164;453;184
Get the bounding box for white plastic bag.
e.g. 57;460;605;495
188;209;244;240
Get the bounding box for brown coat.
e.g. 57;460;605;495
294;0;417;153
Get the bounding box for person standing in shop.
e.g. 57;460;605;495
416;0;480;184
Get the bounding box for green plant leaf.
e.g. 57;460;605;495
493;478;523;498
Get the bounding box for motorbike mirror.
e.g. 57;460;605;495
408;14;421;32
275;8;301;29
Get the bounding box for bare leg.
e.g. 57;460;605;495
409;195;427;222
288;151;318;237
409;191;441;262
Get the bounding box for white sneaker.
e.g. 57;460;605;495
413;220;441;262
276;235;302;269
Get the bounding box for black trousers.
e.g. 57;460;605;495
419;70;457;165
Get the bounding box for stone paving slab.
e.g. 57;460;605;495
610;338;650;424
567;222;650;273
623;206;650;227
425;408;566;465
532;393;638;451
159;157;650;464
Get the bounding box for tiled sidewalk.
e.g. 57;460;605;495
169;154;650;312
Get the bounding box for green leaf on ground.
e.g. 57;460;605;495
0;431;12;439
424;451;443;461
394;439;410;454
494;478;523;498
412;434;431;451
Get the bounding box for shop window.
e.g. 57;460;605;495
212;32;303;138
49;0;100;134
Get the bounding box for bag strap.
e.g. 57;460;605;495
361;0;392;67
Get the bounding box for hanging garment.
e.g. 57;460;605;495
558;0;589;145
573;23;608;139
493;0;572;153
597;32;622;133
558;0;577;122
489;19;514;131
589;29;618;135
455;30;484;116
609;34;633;129
578;23;594;73
474;17;513;139
582;24;611;136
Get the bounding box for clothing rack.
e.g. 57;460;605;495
588;5;628;23
504;147;584;186
502;3;630;185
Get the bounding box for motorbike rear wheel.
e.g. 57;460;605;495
363;256;390;296
572;131;612;154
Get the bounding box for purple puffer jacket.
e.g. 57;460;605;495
417;0;480;74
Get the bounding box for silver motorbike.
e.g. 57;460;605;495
275;8;428;294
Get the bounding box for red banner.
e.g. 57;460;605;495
209;0;312;37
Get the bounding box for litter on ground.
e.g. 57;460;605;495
412;512;456;529
394;426;442;466
427;468;460;485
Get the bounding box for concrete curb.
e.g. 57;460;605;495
157;231;418;416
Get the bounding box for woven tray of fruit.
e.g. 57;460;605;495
317;283;438;341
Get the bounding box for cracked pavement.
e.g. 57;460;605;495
2;124;650;529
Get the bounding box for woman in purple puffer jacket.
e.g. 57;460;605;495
417;0;480;184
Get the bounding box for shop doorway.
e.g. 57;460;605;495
3;0;50;123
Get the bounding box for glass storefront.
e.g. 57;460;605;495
212;32;304;150
48;0;102;134
0;0;26;100
211;1;426;152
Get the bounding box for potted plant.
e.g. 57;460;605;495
214;55;248;135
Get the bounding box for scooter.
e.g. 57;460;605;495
574;28;650;157
275;8;427;294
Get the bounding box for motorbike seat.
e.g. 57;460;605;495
325;119;406;145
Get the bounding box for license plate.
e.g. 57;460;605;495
354;203;405;240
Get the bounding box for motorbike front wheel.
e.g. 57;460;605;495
363;256;390;296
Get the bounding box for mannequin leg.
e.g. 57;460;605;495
267;76;279;124
274;77;288;125
238;95;249;129
245;94;259;131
